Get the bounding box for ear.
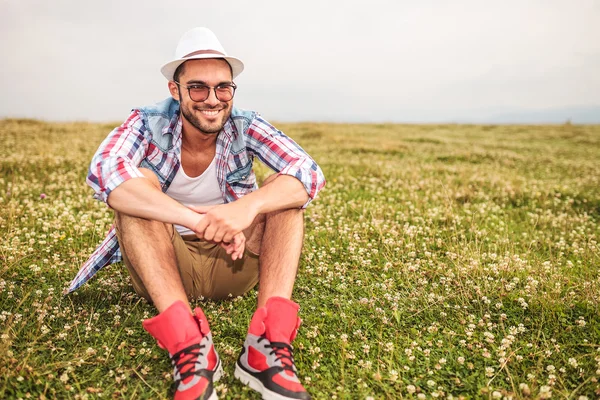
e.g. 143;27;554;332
168;81;180;101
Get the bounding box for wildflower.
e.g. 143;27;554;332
40;193;47;199
519;383;531;395
539;385;552;399
568;358;578;368
406;385;416;394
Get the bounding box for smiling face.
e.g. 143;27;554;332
168;58;234;135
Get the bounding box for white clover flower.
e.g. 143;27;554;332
539;385;552;399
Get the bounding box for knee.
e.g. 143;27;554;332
265;207;305;222
139;168;161;190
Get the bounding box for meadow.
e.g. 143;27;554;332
0;119;599;399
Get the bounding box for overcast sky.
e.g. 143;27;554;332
1;0;599;123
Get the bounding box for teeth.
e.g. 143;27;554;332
201;110;219;116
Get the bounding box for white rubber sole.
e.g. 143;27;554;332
234;364;296;400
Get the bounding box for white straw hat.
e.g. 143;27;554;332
161;27;244;80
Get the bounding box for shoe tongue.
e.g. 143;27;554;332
264;297;299;344
142;301;203;355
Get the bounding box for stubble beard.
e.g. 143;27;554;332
180;100;231;135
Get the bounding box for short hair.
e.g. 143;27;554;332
172;59;233;83
173;63;186;83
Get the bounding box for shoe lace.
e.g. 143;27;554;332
259;337;296;372
171;343;206;384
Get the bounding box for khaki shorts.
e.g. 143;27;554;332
116;227;260;301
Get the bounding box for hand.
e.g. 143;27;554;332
219;231;246;261
188;202;256;245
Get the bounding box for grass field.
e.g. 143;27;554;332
1;119;599;399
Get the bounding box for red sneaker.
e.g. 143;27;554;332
143;301;222;400
235;297;311;400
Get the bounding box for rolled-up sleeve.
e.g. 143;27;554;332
87;110;149;203
245;115;326;208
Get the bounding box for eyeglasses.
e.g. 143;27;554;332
173;81;237;102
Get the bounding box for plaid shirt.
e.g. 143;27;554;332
66;98;325;293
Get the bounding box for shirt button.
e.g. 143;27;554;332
242;175;247;179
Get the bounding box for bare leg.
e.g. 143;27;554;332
244;175;305;308
115;169;189;313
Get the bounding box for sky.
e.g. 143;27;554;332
1;0;599;123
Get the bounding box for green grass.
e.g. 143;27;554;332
1;119;599;399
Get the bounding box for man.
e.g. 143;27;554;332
66;27;325;400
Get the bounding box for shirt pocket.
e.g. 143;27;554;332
226;154;256;196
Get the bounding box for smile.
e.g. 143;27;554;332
200;110;220;116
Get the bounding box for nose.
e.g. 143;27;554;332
204;88;220;107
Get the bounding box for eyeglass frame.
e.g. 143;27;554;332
173;81;238;102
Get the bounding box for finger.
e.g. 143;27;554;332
223;232;234;244
213;228;225;244
203;224;216;242
194;217;209;240
234;233;246;250
233;242;245;260
220;242;234;254
232;234;246;260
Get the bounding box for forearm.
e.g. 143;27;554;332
239;175;309;215
107;177;201;229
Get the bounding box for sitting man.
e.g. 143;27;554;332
66;27;325;400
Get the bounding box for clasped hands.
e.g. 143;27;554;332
187;201;255;261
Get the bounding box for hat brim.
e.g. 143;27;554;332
161;54;244;81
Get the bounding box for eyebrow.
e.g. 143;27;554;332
185;79;233;86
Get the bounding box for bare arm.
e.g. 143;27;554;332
239;174;309;215
107;176;246;259
107;177;202;228
192;175;308;243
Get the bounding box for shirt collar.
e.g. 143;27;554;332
163;108;182;137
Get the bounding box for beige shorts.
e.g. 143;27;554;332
116;227;260;301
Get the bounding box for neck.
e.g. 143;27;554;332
180;115;218;153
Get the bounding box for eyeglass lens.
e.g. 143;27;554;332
189;85;235;102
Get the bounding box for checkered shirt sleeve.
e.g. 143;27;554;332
87;110;149;203
245;115;326;208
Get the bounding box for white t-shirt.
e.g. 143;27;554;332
166;156;224;235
